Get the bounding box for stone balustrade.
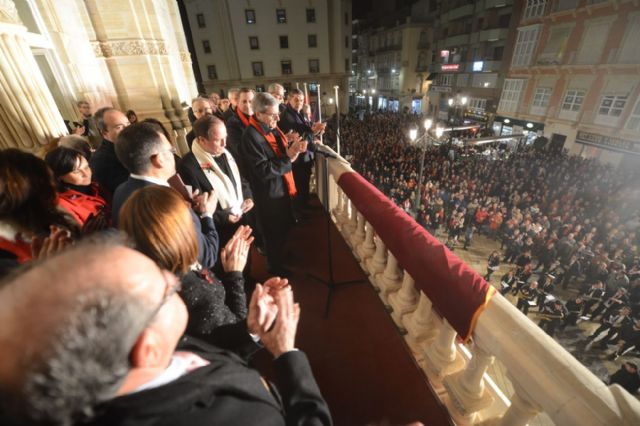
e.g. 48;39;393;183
318;146;640;426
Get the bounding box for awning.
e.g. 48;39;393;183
464;134;526;146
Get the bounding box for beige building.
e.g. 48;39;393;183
496;0;640;168
0;0;198;153
183;0;351;114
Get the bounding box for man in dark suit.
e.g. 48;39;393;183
240;93;307;277
177;115;254;249
89;107;131;198
0;238;332;426
222;87;240;122
225;87;254;162
278;89;326;212
112;122;219;269
185;98;213;150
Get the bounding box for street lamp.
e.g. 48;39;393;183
372;89;376;94
408;120;444;219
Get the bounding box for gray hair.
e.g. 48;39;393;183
0;235;150;425
252;92;279;114
267;83;284;94
228;87;240;96
115;122;166;174
94;107;117;134
191;97;210;106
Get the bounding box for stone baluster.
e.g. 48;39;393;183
341;198;356;237
494;382;541;426
388;271;419;326
366;235;387;281
339;192;351;225
422;319;465;384
350;212;366;252
332;187;345;223
402;292;438;350
377;251;402;304
442;341;495;423
356;222;377;268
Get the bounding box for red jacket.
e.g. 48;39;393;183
57;183;109;226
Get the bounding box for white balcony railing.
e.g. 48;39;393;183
316;146;640;426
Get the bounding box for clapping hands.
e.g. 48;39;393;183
221;225;254;272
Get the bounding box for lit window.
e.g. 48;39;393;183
276;9;287;24
245;9;256;24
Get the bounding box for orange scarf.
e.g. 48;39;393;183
237;109;250;127
249;116;297;197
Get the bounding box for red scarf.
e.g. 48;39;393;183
237;109;250;127
249;116;297;197
0;236;32;263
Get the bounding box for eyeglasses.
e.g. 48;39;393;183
140;273;182;330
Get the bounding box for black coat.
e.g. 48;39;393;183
226;112;247;162
278;104;316;163
111;177;219;269
90;139;129;198
88;337;332;426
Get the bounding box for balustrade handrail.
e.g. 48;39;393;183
317;145;640;425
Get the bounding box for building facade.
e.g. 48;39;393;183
425;0;522;126
496;0;640;167
0;0;197;152
183;0;351;114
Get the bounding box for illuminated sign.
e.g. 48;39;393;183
440;50;450;58
473;61;484;71
441;64;460;72
575;130;640;155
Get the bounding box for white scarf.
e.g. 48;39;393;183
191;142;243;215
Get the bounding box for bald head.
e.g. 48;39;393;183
0;237;186;424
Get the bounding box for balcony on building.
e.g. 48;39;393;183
477;27;509;43
552;0;580;13
444;33;470;47
441;1;475;22
485;0;514;8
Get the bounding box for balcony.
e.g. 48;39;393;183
443;3;475;22
376;44;402;53
484;0;514;8
478;28;509;42
552;0;580;13
310;148;640;426
464;60;502;72
444;33;470;47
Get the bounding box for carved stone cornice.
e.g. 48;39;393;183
179;50;191;62
0;0;20;24
91;39;168;58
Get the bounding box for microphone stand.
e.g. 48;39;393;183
309;150;366;318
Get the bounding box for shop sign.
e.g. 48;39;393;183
429;85;452;93
441;64;460;72
575;130;640;155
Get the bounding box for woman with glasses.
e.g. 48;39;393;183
45;146;110;230
119;185;252;338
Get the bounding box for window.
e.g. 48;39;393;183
345;58;350;72
575;20;610;65
493;46;504;61
499;14;511;28
598;95;628;117
524;0;547;20
196;13;206;28
512;25;540;67
276;9;287;24
469;98;487;114
625;99;640;131
617;15;640;64
249;36;259;50
345;36;349;49
436;74;453;86
279;36;289;49
252;61;263;77
207;65;217;80
344;12;349;26
561;89;585;112
538;26;571;65
281;60;292;75
245;9;256;24
498;79;526;113
306;8;316;23
309;59;320;73
477;17;484;31
532;87;552;108
202;40;211;54
308;34;317;48
256;85;265;93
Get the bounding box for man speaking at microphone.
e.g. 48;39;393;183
240;93;307;277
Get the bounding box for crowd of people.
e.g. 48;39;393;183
0;85;333;425
329;112;640;391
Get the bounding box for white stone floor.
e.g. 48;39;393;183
435;231;640;426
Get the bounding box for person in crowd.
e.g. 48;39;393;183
538;299;566;337
119;186;252;337
516;281;538;316
278;88;326;214
0;149;73;276
73;100;101;148
610;362;640;394
222;88;239;121
562;295;587;330
484;250;501;281
0;237;332;426
225;87;254;161
500;268;517;295
240;93;307;277
587;305;633;345
89;107;131;197
535;273;557;309
463;224;475;250
608;320;640;360
186;97;214;149
267;83;286;114
125;109;138;124
561;254;583;289
44;146;110;230
177;115;254;249
112;122;219;269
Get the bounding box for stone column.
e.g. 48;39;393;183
0;0;66;150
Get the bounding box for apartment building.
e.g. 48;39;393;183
183;0;351;109
496;0;640;167
426;0;522;126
